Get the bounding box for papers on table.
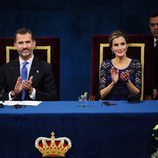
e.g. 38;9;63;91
3;101;42;106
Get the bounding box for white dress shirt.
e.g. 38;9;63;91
154;38;158;47
9;55;36;100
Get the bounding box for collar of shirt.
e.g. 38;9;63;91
154;38;158;47
19;55;34;78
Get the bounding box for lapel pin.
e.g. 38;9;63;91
36;70;39;73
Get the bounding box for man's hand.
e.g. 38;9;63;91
21;76;33;94
11;76;23;97
153;89;158;99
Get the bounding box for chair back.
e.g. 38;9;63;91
91;34;154;100
0;37;60;98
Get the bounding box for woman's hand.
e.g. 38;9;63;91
110;67;119;84
120;70;129;83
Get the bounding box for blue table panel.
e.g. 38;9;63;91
0;101;158;158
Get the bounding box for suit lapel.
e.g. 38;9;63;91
29;56;40;78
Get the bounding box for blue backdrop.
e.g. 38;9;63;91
0;0;157;100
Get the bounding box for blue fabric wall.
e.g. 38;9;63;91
0;0;158;100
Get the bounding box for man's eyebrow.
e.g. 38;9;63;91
150;23;158;25
18;40;31;43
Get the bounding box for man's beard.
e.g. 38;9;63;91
18;49;33;59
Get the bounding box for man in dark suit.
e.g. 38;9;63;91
149;11;158;99
0;27;58;101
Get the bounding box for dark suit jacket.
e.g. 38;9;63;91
0;56;58;101
153;40;158;90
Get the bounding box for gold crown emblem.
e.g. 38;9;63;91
35;132;72;157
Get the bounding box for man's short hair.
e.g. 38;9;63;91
149;11;158;19
14;27;34;42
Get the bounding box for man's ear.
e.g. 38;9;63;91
33;40;36;47
14;42;17;49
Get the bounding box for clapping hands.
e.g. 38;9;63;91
12;76;33;97
111;67;130;84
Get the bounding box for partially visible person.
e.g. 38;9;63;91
0;27;58;101
149;11;158;99
99;30;142;100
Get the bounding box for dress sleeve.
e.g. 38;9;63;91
134;59;142;92
99;60;110;91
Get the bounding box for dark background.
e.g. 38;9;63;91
0;0;157;100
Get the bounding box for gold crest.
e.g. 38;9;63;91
35;132;72;157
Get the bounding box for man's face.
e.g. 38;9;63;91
14;33;36;60
149;16;158;39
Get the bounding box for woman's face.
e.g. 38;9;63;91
111;36;128;57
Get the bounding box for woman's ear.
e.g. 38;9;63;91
111;48;114;55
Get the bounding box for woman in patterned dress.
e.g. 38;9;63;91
99;30;142;100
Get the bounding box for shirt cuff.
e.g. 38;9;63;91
9;91;14;101
29;88;36;100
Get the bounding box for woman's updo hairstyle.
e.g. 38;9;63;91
108;30;128;48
